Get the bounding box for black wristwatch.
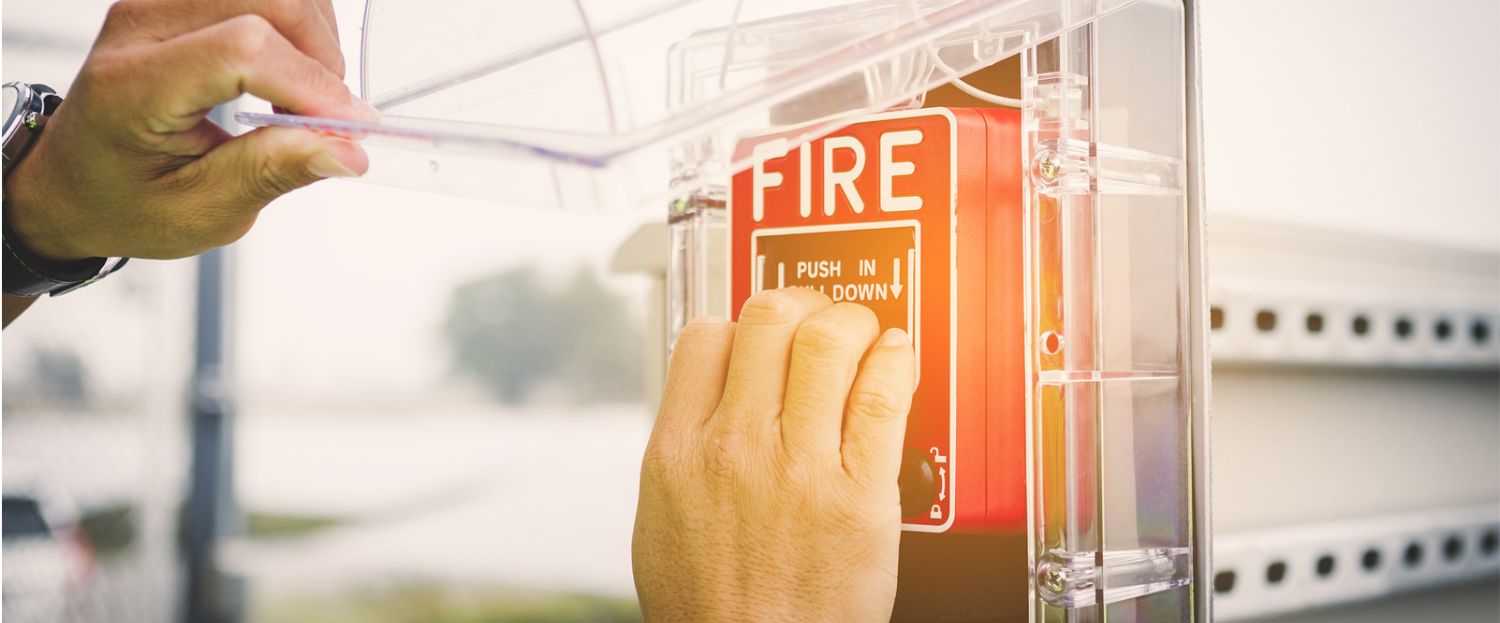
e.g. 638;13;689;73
3;81;128;297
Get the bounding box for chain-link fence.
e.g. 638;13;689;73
3;260;197;623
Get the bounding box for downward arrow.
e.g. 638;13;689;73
755;255;766;293
890;257;904;298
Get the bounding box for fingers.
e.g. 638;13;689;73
140;14;375;134
177;125;368;212
100;0;345;77
654;317;737;443
715;289;833;429
841;329;916;483
780;303;880;459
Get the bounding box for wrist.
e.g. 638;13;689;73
4;160;91;262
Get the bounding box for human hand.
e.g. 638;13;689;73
4;0;377;261
633;288;917;622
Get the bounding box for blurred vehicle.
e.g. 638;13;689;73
3;481;95;623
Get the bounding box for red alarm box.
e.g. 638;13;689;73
728;107;1024;533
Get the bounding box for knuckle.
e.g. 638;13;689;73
700;426;751;480
774;456;820;491
263;0;304;25
792;303;879;360
640;441;684;480
847;383;907;420
794;314;858;356
237;131;316;200
835;302;880;331
73;56;115;91
222;14;277;61
738;288;830;327
737;290;802;326
677;316;732;345
251;155;305;199
103;1;137;30
683;315;728;330
158;157;210;199
671;318;734;369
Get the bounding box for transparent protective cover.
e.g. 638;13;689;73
239;0;1206;618
237;0;1138;211
1024;3;1197;618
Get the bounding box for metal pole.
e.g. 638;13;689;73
183;105;242;623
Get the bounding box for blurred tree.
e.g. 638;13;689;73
443;266;644;405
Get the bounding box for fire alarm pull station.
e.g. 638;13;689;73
238;0;1210;619
728;108;1026;532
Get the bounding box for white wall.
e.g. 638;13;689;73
1200;0;1500;252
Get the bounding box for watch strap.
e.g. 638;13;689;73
2;213;126;296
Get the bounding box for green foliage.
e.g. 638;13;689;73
244;512;345;539
78;502;135;558
443;266;644;405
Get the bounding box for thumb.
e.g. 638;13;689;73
189;126;368;211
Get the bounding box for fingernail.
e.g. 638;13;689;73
349;95;381;123
308;152;359;179
878;328;909;346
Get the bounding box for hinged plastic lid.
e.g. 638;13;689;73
238;0;1139;210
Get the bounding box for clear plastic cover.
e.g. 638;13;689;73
1024;1;1196;618
238;0;1135;210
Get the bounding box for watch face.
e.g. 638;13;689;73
2;83;21;141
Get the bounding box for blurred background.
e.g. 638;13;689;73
4;1;661;620
2;1;1497;622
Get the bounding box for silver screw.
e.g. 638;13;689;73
1037;151;1061;182
1039;565;1068;595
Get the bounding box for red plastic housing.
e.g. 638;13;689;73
728;107;1024;532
